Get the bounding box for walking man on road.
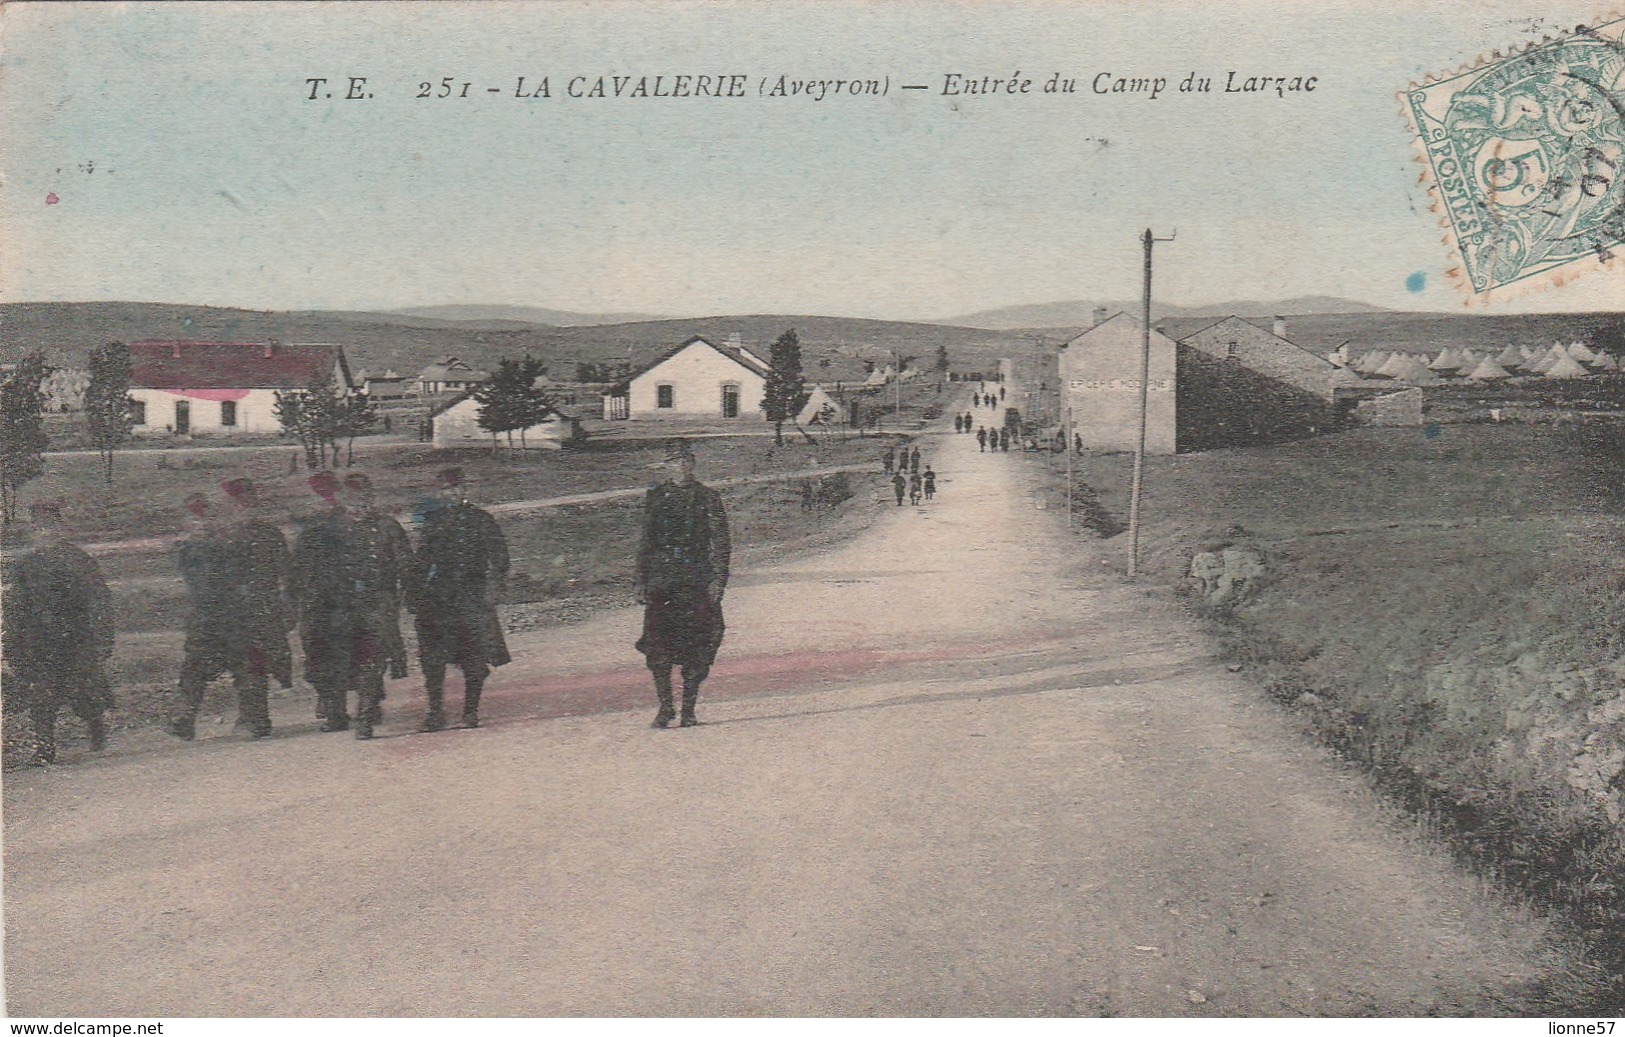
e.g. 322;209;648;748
908;470;922;505
290;473;374;735
909;447;921;474
3;501;114;764
413;467;510;733
882;447;895;476
636;438;731;729
891;471;907;505
345;473;415;683
923;467;937;501
976;426;988;452
999;428;1011;452
171;484;289;742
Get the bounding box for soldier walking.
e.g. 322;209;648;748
909;447;921;474
170;481;291;742
891;471;907;505
908;470;922;505
346;473;414;684
3;502;114;764
999;427;1011;452
882;447;895;475
413;467;510;732
923;467;937;500
976;426;988;452
636;439;730;729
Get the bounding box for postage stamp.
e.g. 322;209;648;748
1405;15;1625;297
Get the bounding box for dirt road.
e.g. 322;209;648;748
3;396;1576;1016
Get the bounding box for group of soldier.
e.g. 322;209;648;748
169;466;510;743
4;436;735;763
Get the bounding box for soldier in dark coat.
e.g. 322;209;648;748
891;471;906;505
345;473;414;684
909;447;921;474
923;467;937;500
635;439;730;729
882;447;895;475
289;473;402;738
976;426;988;452
2;502;114;764
412;467;509;732
170;481;291;742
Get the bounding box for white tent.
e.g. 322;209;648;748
1591;352;1619;372
1428;347;1467;372
1567;341;1598;363
796;385;845;426
1390;354;1439;383
1493;344;1525;368
1327;344;1350;368
1544;354;1592;379
1373;352;1411;378
1354;349;1390;374
1465;357;1513;381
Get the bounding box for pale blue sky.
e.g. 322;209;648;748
2;0;1620;319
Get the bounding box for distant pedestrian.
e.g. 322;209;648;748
963;411;972;431
891;472;906;505
976;427;987;452
923;468;936;500
999;387;1006;402
3;501;114;764
908;471;922;505
1074;431;1084;454
999;428;1011;452
953;414;963;433
882;447;895;475
910;447;921;474
636;439;730;730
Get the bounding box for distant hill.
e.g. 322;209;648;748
0;302;1031;385
383;304;670;326
945;296;1388;330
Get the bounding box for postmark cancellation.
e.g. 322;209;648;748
1405;15;1625;299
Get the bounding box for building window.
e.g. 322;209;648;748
220;400;237;427
129;399;147;425
657;384;675;409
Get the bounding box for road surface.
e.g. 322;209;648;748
3;395;1575;1016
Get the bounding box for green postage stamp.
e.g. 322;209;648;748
1405;16;1625;298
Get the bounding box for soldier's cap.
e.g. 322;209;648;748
220;476;256;500
182;492;210;517
436;467;464;488
665;438;695;460
344;473;373;494
307;472;340;499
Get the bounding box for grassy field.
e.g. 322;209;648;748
2;427;902;767
1027;422;1625;999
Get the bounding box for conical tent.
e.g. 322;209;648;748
1466;357;1512;381
1429;347;1466;371
1374;352;1413;378
1567;341;1598;363
1591;352;1619;371
1327;344;1350;367
1392;354;1438;383
1459;349;1482;365
1494;344;1525;368
1529;353;1558;374
1354;350;1387;373
1544;354;1592;379
1520;345;1537;359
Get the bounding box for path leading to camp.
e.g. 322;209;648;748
3;392;1575;1016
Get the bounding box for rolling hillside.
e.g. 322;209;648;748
945;295;1387;330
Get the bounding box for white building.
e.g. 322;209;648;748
429;390;581;449
624;336;769;420
1059;312;1178;455
128;341;353;435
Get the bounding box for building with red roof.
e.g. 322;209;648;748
128;340;354;435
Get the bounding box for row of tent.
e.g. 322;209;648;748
1326;341;1618;383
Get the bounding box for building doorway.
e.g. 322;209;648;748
721;383;739;419
174;399;190;434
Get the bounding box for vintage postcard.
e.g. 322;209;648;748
3;0;1624;1021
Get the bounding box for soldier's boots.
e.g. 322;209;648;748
460;681;483;729
419;682;446;732
652;671;675;729
680;681;701;728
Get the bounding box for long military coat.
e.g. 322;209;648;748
634;478;730;668
2;540;115;711
412;500;510;670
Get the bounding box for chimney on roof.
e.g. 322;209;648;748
172;342;181;359
1273;315;1288;340
726;333;743;347
263;342;274;359
1091;307;1108;326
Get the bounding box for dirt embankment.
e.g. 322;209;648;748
1023;424;1625;1008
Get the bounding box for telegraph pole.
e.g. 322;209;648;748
1127;227;1175;578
